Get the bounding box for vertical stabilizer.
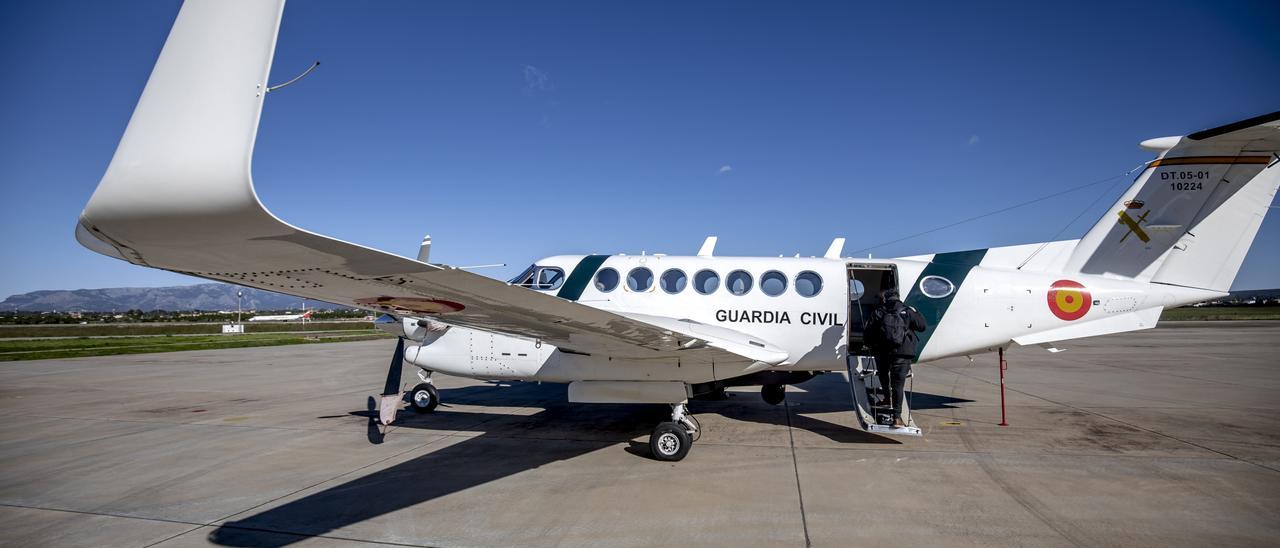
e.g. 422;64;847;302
1064;112;1280;292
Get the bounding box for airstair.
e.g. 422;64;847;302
843;355;922;436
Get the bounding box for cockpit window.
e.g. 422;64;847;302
538;267;565;290
509;265;565;291
508;265;537;286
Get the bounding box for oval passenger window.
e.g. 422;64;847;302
761;271;787;297
726;270;753;296
660;269;687;294
920;275;955;298
795;271;823;297
627;267;654;292
594;268;619;292
694;270;720;295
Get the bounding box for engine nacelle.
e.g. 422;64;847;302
403;326;543;379
373;314;449;343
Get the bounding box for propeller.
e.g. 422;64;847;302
378;337;406;426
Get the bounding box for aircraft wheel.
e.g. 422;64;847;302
409;383;439;413
650;421;691;461
761;384;786;405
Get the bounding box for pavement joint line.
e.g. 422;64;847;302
425;431;1262;463
1077;360;1254;387
782;399;812;547
145;433;455;548
0;503;418;548
0;501;209;528
189;523;437;547
944;361;1088;547
175;412;529;546
3;412;446;437
933;362;1280;476
9;410;1260;463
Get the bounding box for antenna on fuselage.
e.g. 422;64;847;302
417;235;431;263
698;236;717;257
824;237;846;259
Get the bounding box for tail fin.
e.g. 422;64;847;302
1064;111;1280;292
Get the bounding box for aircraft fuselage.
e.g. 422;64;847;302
403;248;1221;385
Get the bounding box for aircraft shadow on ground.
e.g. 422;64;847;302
208;376;970;546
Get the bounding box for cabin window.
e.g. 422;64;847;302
509;265;565;291
849;278;865;300
920;275;955;298
694;269;720;295
660;269;687;294
727;270;753;295
627;267;654;292
761;270;787;297
594;267;620;292
795;271;823;297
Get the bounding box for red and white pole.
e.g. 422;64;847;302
998;347;1009;426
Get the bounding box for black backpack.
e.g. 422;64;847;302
877;308;909;349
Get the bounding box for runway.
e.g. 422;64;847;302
1;322;1278;547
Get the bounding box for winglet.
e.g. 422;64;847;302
697;236;717;257
824;237;845;259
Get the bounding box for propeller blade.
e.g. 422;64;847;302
378;337;405;425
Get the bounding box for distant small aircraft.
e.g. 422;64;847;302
247;311;312;322
77;1;1278;461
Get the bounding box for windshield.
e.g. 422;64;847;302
508;264;565;291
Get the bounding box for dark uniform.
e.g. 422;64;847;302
864;289;927;425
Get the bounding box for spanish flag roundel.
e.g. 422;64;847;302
1047;280;1091;321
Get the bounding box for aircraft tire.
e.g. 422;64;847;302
409;383;439;413
761;384;785;405
650;421;691;461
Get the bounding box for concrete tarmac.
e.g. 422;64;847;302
1;322;1278;547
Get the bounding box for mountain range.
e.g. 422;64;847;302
1;283;335;312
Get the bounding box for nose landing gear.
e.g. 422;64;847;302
649;403;699;461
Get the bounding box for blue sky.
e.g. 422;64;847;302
1;0;1278;298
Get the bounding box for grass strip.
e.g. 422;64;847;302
1159;307;1280;321
0;321;375;339
0;331;394;361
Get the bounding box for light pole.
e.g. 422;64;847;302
236;290;243;325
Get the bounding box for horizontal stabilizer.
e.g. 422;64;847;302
1013;307;1161;346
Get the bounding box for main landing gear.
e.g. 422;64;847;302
650;403;700;461
408;370;439;413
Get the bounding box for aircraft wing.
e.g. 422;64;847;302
76;0;786;368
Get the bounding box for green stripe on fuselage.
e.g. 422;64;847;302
903;248;988;360
556;254;610;301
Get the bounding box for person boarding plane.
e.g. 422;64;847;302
77;1;1279;461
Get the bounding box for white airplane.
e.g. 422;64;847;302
248;310;312;322
77;1;1278;461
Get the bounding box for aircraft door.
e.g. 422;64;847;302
842;262;921;436
845;263;898;353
